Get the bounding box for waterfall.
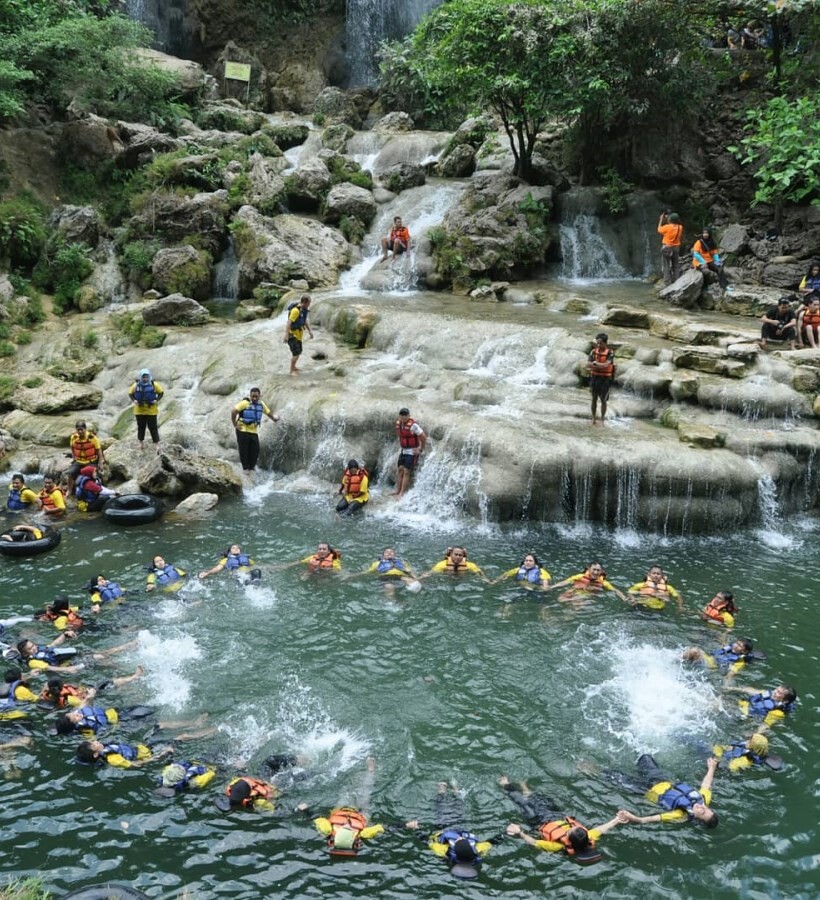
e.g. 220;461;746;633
345;0;444;86
212;238;239;302
124;0;189;55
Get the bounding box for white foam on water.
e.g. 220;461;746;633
219;709;276;766
137;628;202;712
243;581;279;610
242;473;279;507
613;528;643;550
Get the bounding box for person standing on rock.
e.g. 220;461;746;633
66;421;105;497
129;368;165;451
587;334;615;425
284;294;313;376
380;216;411;264
231;387;280;477
657;212;683;285
393;407;426;498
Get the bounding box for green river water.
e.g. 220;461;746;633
0;480;817;899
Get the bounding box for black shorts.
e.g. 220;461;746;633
388;240;406;255
67;461;97;480
288;336;303;357
398;451;418;470
589;376;612;401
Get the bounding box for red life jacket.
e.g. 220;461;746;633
71;433;99;463
39;683;82;709
396;418;421;449
308;549;341;570
226;777;273;807
39;608;83;629
588;347;614;378
342;467;367;495
538;817;593;856
38;487;65;513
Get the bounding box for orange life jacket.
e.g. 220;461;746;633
803;308;820;328
588;347;614;378
637;578;669;597
326;807;367;855
39;608;83;629
342;467;367;496
226;777;273;807
308;549;341;570
38;487;65;513
39;683;82;709
659;223;683;247
701;597;736;624
442;549;469;572
538;817;593;855
396;418;421;449
572;571;606;592
71;433;99;463
390;226;410;246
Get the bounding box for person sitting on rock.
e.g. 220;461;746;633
798;261;820;296
692;228;729;292
336;459;369;517
380;216;411;263
759;297;797;351
799;293;820;349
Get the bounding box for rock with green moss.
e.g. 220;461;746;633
128;191;229;255
321;124;354;152
195;102;266;135
247;153;286;215
283;159;332;212
47;359;103;383
322;184;376;226
262;123;310;151
313;88;363;128
379;163;425;194
151;245;212;302
76;284;104;313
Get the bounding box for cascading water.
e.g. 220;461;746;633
212;237;240;302
124;0;189;54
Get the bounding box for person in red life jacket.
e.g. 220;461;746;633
231;387;281;477
799;293;820;349
546;561;627;603
129;368;165;451
66;421;105;497
691;227;730;292
380;216;411;263
283;294;314;376
658;211;684;285
336;459;370;516
37;475;66;517
34;595;84;632
392;407;427;499
39;666;144;709
700;590;738;628
74;465;119;513
759;296;797;351
500;776;628;863
587;333;615;425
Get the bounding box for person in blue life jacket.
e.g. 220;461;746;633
198;544;261;583
6;474;39;511
58;706;212;738
681;637;761;682
145;555;187;593
15;634;81;673
283;294;314;376
155;760;217;797
129;368;165;451
87;574;127;613
74;465;119;512
346;547;421;594
405;781;505;879
712;733;782;772
1;666;39;719
491;553;551;589
76;738;173;769
231;387;281;477
728;683;797;732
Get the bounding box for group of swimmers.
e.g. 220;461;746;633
0;531;801;881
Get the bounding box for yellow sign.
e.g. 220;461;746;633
225;62;251;83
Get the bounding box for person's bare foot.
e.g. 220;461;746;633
498;775;510;787
437;781;448;794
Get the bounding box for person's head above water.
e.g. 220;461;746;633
228;779;252;807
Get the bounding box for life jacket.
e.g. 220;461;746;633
95;582;124;604
30;646;59;666
747;691;794;717
713;645;750;667
133;379;158;405
39;487;65;513
702;601;733;624
636;577;669;596
538;817;593;856
656;783;704;817
287;302;309;331
326;807;367;855
71;434;99;463
160;762;210;792
0;680;24;707
806;275;820;291
803;308;820;328
75;474;99;501
342;467;367;496
7;487;25;510
154;564;183;586
722;742;764;767
439;829;482;865
239;401;263;427
76;706;112;734
588;346;614;378
396;418;421;449
571;571;606;593
376;557;408;575
226;777;273;808
308;549;341;570
442;551;470;573
692;239;716;266
516;565;543;584
40;683;82;708
101;742;139;763
225;552;251;570
39;607;83;629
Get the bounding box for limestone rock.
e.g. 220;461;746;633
284;159;332;211
269;62;327;114
14;376;103;414
450;116;494;148
719;224;749;255
1;410;86;447
325;303;379;347
760;261;804;290
658;269;703;307
105;443;242;497
200;376;238;396
470;286;498;302
374;112;414;132
792;366;820;393
321;124;354;152
372;187;395;204
47;359;103;383
322;183;377;226
697;380;811;418
678;423;726;449
150;152;223;191
434;145;476;178
665;322;748;346
313;87;363;128
814;395;820;418
152;246;211;302
142;294;209;326
196;102;265;135
174;492;219;515
602;306;651;329
115;121;180;169
48;206;101;247
247;152;286;214
262;123;310;151
725;342;759;361
0;275;14;304
61;114;125;165
712;285;784;317
236;303;271;322
379;163;426;193
76;285;104;313
128;190;229;255
672;346;748;378
131;49;211;98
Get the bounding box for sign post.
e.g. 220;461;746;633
224;61;252;104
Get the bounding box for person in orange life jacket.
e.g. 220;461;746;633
419;546;487;579
37;474;66;517
759;297;797;351
39;666;144;709
700;590;738;628
129;368;164;450
198;543;261;582
729;683;797;732
406;781;505;880
231;387;280;476
546;561;627;603
336;459;369;516
611;755;720;829
799;292;820;349
500;776;628;863
658;211;683;285
66;421;105;497
691;227;729;291
587;333;615;425
87;574;127;613
627;565;684;611
6;473;38;511
213;752;306;810
300;542;343;575
380;215;411;263
283;294;314;376
74;465;118;512
392;407;427;499
34;595;84;631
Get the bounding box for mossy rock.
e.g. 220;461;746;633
659;408;681;429
322;124;354;153
76;284;103;313
46;359;103;383
261;124;310;151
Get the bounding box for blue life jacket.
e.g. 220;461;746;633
225;553;251;570
657;783;703;816
101;742;138;762
748;691;794;716
377;557;408;574
7;488;24;510
239;402;263;426
713;645;750;667
96;582;124;603
806;274;820;292
154;564;183;586
75;474;99;501
133;379;158;405
0;680;23;708
439;829;482;865
77;706;111;733
288;302;309;330
32;646;59;666
159;762;209;792
722;742;764;766
516;565;542;584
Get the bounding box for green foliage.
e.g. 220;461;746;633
312;111;326;127
0;878;51;900
0;375;17;406
82;330;98;349
325;155;373;190
729;95;820;207
253;283;285;308
596;166;634;215
3;279;45;325
0;197;47;271
142;148;224;191
22;375;43;388
261;123;309;151
141;326;166;348
195;105;265;135
232;133;283;159
339;215;366;244
110;310;164;347
227;173;252;209
15;330;32;345
0;59;32;119
33;240;94;314
121;239;159;286
427;225;470;287
0;340;16;357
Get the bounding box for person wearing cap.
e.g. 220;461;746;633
759;297;797;351
658;211;683;285
231;386;281;477
74;465;119;512
405;781;505;879
587;333;615;425
712;734;777;772
67;422;104;497
393;408;427;499
336;459;369;516
129;368;165;451
37;474;66;517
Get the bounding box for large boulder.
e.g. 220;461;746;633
374;112;415;133
322;183;377;226
450;116;494;149
658;269;703;308
48;206;101;248
131;49;213;99
151;246;211;302
760;260;805;290
719;223;749;255
268;63;327;114
115;121;180;169
321;124;354;153
379;163;426;193
60;114;125;166
233;206;350;290
434;145;476;178
173;492;219;515
128;190;229;255
1;410;85;447
313;87;363;128
14;375;103;414
142;293;210;326
283;159;332;211
247;153;286;214
262;123;310;151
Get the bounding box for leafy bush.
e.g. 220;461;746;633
195;106;265;135
121;239;159;288
22;375;42;387
596;167;634;215
231;134;282;159
15;330;32;346
141;326;166;348
83;330;99;349
34;241;94;314
0;340;16;357
0;376;17;407
110;310;166;348
261;123;309;151
227;173;252;209
0;198;47;271
339;215;366;244
253;283;285;308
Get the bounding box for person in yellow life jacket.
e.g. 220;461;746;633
283;294;314;376
547;561;627;603
614;755;719;829
700;590;738;628
87;574;127;613
129;368;165;450
34;595;84;631
37;475;66;517
6;473;39;511
146;555;187;593
731;683;797;731
1;666;38;719
500;776;627;864
336;459;369;517
691;227;729;291
350;547;421;594
231;387;281;476
420;547;487;580
15;635;81;673
67;421;105;496
38;666;144;709
155;761;217;797
627;565;683;611
712;734;782;773
76;739;169;769
587;333;615;425
492;553;551;589
658;211;683;285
